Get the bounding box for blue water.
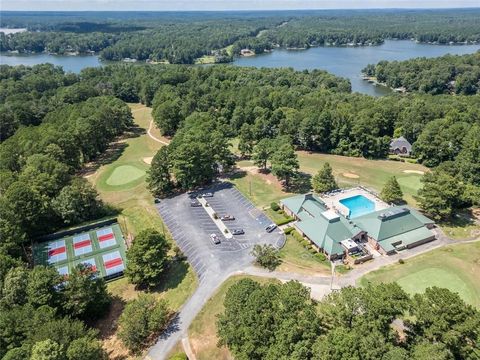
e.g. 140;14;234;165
339;195;375;218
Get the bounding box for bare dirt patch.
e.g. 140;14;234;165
241;166;280;188
342;172;360;179
143;156;153;165
402;170;425;175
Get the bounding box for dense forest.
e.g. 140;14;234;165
217;279;480;360
2;9;480;63
363;51;480;94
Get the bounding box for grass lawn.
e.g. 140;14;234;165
277;234;331;275
297;151;427;206
359;241;480;308
439;210;480;240
107;260;197;311
188;276;279;360
228;169;293;209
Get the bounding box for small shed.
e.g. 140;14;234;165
390;136;412;156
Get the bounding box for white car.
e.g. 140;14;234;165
265;224;277;233
210;233;221;244
221;215;235;221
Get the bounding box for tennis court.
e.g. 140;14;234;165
33;222;127;280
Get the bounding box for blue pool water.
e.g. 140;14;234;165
339;195;375;218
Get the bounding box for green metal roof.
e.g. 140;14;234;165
378;226;435;253
281;193;326;216
354;206;434;252
354;206;433;242
285;193;358;257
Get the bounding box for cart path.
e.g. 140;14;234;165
147;119;169;145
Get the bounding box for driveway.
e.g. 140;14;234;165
148;182;285;359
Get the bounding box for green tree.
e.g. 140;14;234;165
52;178;104;225
125;229;170;288
408;287;480;359
250;244;281;271
30;339;64;360
26;266;63;309
1;266;28;308
147;146;173;197
312;163;338;193
416;170;465;220
380;176;404;204
270;142;299;189
118;294;170;354
217;279;321;360
410;342;453;360
62;264;110;320
251;138;274;171
66;337;106;360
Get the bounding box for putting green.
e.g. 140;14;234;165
106;165;146;186
396;267;476;305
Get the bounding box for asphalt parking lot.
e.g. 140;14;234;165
155;182;285;280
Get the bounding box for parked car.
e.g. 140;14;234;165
231;229;244;235
202;192;213;197
265;224;277;233
190;200;202;207
221;215;235;221
188;193;197;199
210;233;221;244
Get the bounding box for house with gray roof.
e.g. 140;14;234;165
390;136;412;156
354;206;435;254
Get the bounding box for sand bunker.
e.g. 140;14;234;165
403;170;424;175
343;172;360;179
143;157;153;165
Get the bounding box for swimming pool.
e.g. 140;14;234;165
339;194;375;218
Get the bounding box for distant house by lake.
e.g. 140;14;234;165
390;136;412;156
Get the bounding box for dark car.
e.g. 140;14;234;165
220;215;235;221
154;198;161;204
265;224;277;233
190;200;202;207
202;192;213;198
231;229;245;235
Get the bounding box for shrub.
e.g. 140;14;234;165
315;253;327;261
213;212;218;219
284;227;294;235
169;353;188;360
276;217;295;226
309;248;317;254
251;244;282;271
270;202;280;211
398;258;405;264
224;228;229;234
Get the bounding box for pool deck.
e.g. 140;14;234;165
320;187;389;218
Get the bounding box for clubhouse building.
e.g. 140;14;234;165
280;190;435;261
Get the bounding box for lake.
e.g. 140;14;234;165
1;40;479;96
0;52;103;73
234;40;480;96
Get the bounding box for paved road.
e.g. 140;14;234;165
147;182;284;359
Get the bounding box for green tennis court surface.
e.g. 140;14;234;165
33;222;127;279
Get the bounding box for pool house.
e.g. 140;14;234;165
281;194;370;261
281;191;436;260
